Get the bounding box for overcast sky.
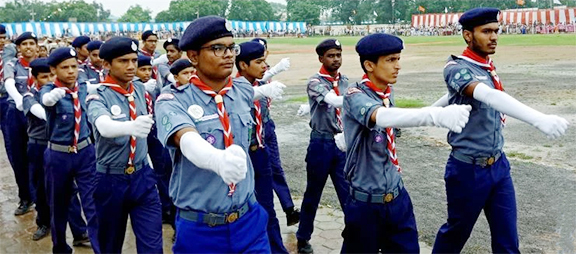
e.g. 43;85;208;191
36;0;287;18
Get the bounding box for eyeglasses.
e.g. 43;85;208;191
200;44;241;57
145;40;158;44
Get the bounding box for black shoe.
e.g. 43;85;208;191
297;239;313;254
32;225;50;241
286;208;300;226
72;232;90;246
14;200;34;216
162;211;172;224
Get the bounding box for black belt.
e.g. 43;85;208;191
48;139;91;153
452;150;502;168
350;179;404;204
310;130;339;140
96;161;148;175
179;195;256;226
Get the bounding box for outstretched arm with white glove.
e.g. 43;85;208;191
30;104;47;120
5;78;24;111
334;133;346;152
431;92;449;107
297;104;311;116
261;57;290;82
469;82;569;139
143;79;158;94
177;130;247;185
253;81;286;101
94;114;154;139
152;54;169;66
41;87;66;107
324;90;343;108
372;104;472;133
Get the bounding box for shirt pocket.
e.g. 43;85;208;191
55;103;75;125
195;118;226;148
235;113;254;148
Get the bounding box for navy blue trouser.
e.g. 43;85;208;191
341;188;419;253
296;136;349;241
173;202;270;253
433;153;519;253
28;141;88;236
250;147;288;254
6;103;31;202
147;130;174;217
0;96;8;146
265;119;295;211
93;165;163;253
45;144;99;254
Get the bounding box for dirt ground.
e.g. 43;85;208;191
264;38;576;253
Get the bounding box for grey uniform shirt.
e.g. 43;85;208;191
87;84;149;172
1;44;18;95
3;58;32;103
343;81;402;194
154;78;256;213
444;55;504;157
307;72;348;134
22;87;47;141
156;63;171;88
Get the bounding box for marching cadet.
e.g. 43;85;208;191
25;58;91;244
251;38;300;226
71;36;91;65
235;41;288;254
4;32;38;216
41;47;100;253
296;39;350;253
87;36;163;253
432;8;569;253
79;40;106;84
340;33;471;253
139;30;161;59
169;59;194;86
155;38;182;87
0;24;17;171
155;16;270;253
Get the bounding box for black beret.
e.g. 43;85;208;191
30;58;51;77
237;41;265;64
356;33;403;57
71;36;91;48
170;59;194;75
15;32;38;45
99;37;139;62
86;41;103;52
0;25;6;35
163;38;180;50
142;30;157;41
251;38;267;49
137;55;152;68
47;47;77;67
459;7;500;31
316;39;342;56
179;16;233;51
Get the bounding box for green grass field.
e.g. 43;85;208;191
239;33;576;47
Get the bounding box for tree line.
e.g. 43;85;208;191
1;0;575;25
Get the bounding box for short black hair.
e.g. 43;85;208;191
359;54;380;74
235;58;251;72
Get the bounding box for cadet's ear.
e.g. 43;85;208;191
318;55;323;64
187;50;199;67
363;59;376;73
102;60;111;70
50;66;57;75
463;29;473;45
239;61;248;72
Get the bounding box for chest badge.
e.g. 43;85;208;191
111;105;122;116
375;134;384;143
188;105;204;120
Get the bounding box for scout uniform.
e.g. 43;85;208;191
24;58;90;243
235;41;288;254
40;47;99;254
87;37;163;253
3;32;37;216
251;37;300;226
297;39;350;252
138;30;161;59
155;16;269;253
0;25;16;142
79;41;106;84
340;34;419;253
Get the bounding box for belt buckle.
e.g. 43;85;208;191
384;193;394;203
486;157;495;166
250;145;258;151
68;146;77;153
226;212;239;223
125;166;135;174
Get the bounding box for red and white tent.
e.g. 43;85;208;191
411;8;576;27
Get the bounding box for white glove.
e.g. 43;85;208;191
94;114;154;139
15;98;23;111
5;78;24;110
152;54;168;66
473;82;569;139
324;90;343;108
261;58;290;82
180;131;247;185
375;105;472;133
86;83;101;94
30;104;47;120
297;104;310;116
253;81;286;100
334;133;346;152
144;79;158;93
42;88;67;107
431;92;449;107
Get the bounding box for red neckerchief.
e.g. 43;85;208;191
139;49;153;57
189;74;237;196
18;56;35;90
86;61;105;82
361;74;401;172
101;75;138;168
54;79;81;152
236;72;264;148
318;66;343;130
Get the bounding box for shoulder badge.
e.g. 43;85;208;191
347;87;362;95
86;94;101;102
156;93;175;102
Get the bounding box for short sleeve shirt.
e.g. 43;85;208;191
307;73;348;134
3;59;31;103
22;87;47;141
